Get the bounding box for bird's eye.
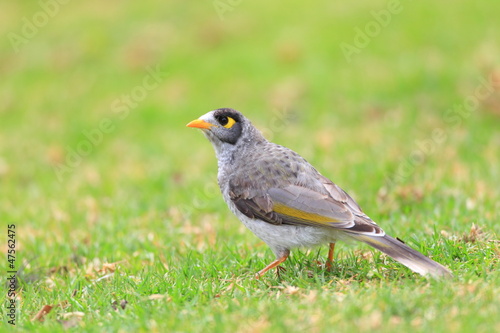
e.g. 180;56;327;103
217;116;236;128
218;116;228;126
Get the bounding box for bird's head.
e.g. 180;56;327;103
186;108;265;159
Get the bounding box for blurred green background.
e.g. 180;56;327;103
1;0;499;331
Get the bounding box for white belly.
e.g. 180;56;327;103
229;203;340;258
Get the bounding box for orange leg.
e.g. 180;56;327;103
255;250;289;279
326;243;335;271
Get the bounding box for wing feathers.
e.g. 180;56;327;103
230;177;382;234
232;195;282;225
269;186;353;223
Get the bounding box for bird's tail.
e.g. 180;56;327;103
349;233;452;278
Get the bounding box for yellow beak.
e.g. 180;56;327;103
186;119;214;129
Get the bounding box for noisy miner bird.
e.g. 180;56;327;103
187;108;452;279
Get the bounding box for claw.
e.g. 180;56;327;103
255;250;290;279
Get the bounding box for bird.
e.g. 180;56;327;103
186;108;452;279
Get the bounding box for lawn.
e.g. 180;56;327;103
1;0;499;332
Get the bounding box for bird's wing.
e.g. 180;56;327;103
230;175;383;235
317;175;382;234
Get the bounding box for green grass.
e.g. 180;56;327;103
1;0;500;331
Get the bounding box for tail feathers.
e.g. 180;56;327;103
350;234;452;278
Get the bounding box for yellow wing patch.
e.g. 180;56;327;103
223;117;236;129
273;203;337;224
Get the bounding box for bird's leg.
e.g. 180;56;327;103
255;250;289;279
326;242;336;271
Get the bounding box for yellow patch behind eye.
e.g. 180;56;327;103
223;117;236;128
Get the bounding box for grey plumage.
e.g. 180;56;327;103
187;108;452;278
350;234;451;277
